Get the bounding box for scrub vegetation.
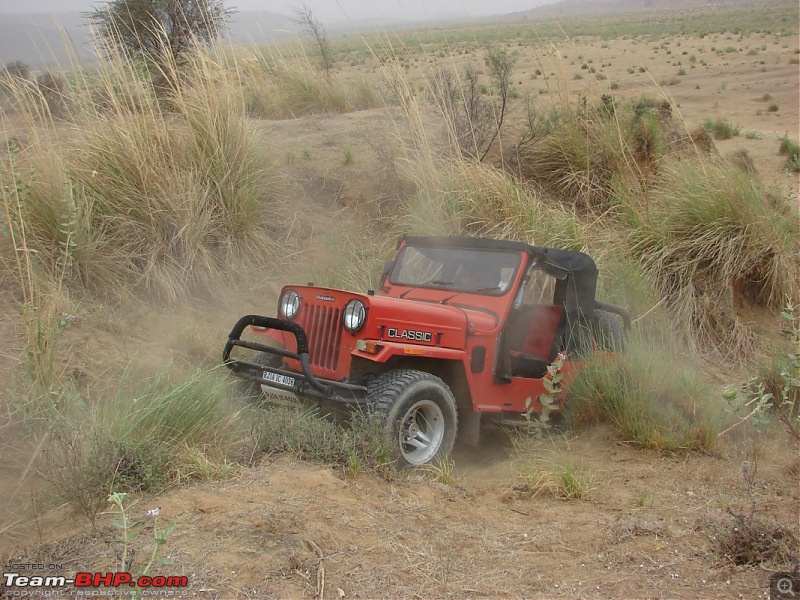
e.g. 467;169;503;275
0;1;798;594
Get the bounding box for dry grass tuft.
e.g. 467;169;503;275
241;45;383;119
629;159;799;356
513;97;687;212
567;334;724;452
1;47;283;301
402;158;584;250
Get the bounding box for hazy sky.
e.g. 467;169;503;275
1;0;554;22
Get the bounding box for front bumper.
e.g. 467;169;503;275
222;315;368;404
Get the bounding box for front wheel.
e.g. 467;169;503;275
367;369;458;467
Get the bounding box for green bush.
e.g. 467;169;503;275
250;406;390;468
567;336;722;452
38;369;238;526
629;159;799;355
702;117;740;140
778;134;800;173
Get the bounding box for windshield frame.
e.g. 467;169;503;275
388;244;523;296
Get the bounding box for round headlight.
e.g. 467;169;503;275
343;299;366;334
280;289;301;320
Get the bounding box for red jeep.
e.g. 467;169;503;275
224;236;630;466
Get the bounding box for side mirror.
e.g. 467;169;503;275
379;260;394;288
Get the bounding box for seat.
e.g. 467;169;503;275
507;304;566;379
509;353;551;379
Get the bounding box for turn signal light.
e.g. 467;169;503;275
356;340;382;354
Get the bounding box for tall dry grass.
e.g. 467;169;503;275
241;43;383;119
629;159;800;356
1;48;286;301
514;97;688;213
567;333;724;452
402;158;584;250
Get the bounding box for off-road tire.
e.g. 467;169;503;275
237;352;282;400
367;369;458;468
593;309;624;352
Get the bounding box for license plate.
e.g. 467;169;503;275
262;370;296;387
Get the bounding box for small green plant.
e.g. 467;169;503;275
702;117;740;139
722;303;800;439
345;444;362;478
767;103;779;112
778;134;800;172
556;461;591;500
523;354;564;439
342;143;354;165
104;492;175;592
634;489;651;507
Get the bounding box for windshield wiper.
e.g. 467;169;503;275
424;279;456;287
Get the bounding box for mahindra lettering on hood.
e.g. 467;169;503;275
223;235;631;468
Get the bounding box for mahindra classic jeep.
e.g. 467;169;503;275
223;236;631;466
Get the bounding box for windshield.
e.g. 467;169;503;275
389;244;521;295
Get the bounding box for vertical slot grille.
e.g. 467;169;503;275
303;304;342;373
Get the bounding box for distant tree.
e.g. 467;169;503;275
1;61;32;98
3;60;31;81
88;0;233;72
293;3;333;79
480;46;517;161
36;71;70;118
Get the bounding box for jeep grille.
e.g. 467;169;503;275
303;303;342;373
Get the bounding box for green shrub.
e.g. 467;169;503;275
778;134;800;173
567;336;722;452
38;369;238;526
250;406;390;467
702;117;740;139
1;51;281;300
629;159;799;355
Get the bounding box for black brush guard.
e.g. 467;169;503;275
223;315;368;404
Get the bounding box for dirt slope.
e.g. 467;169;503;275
7;427;797;599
